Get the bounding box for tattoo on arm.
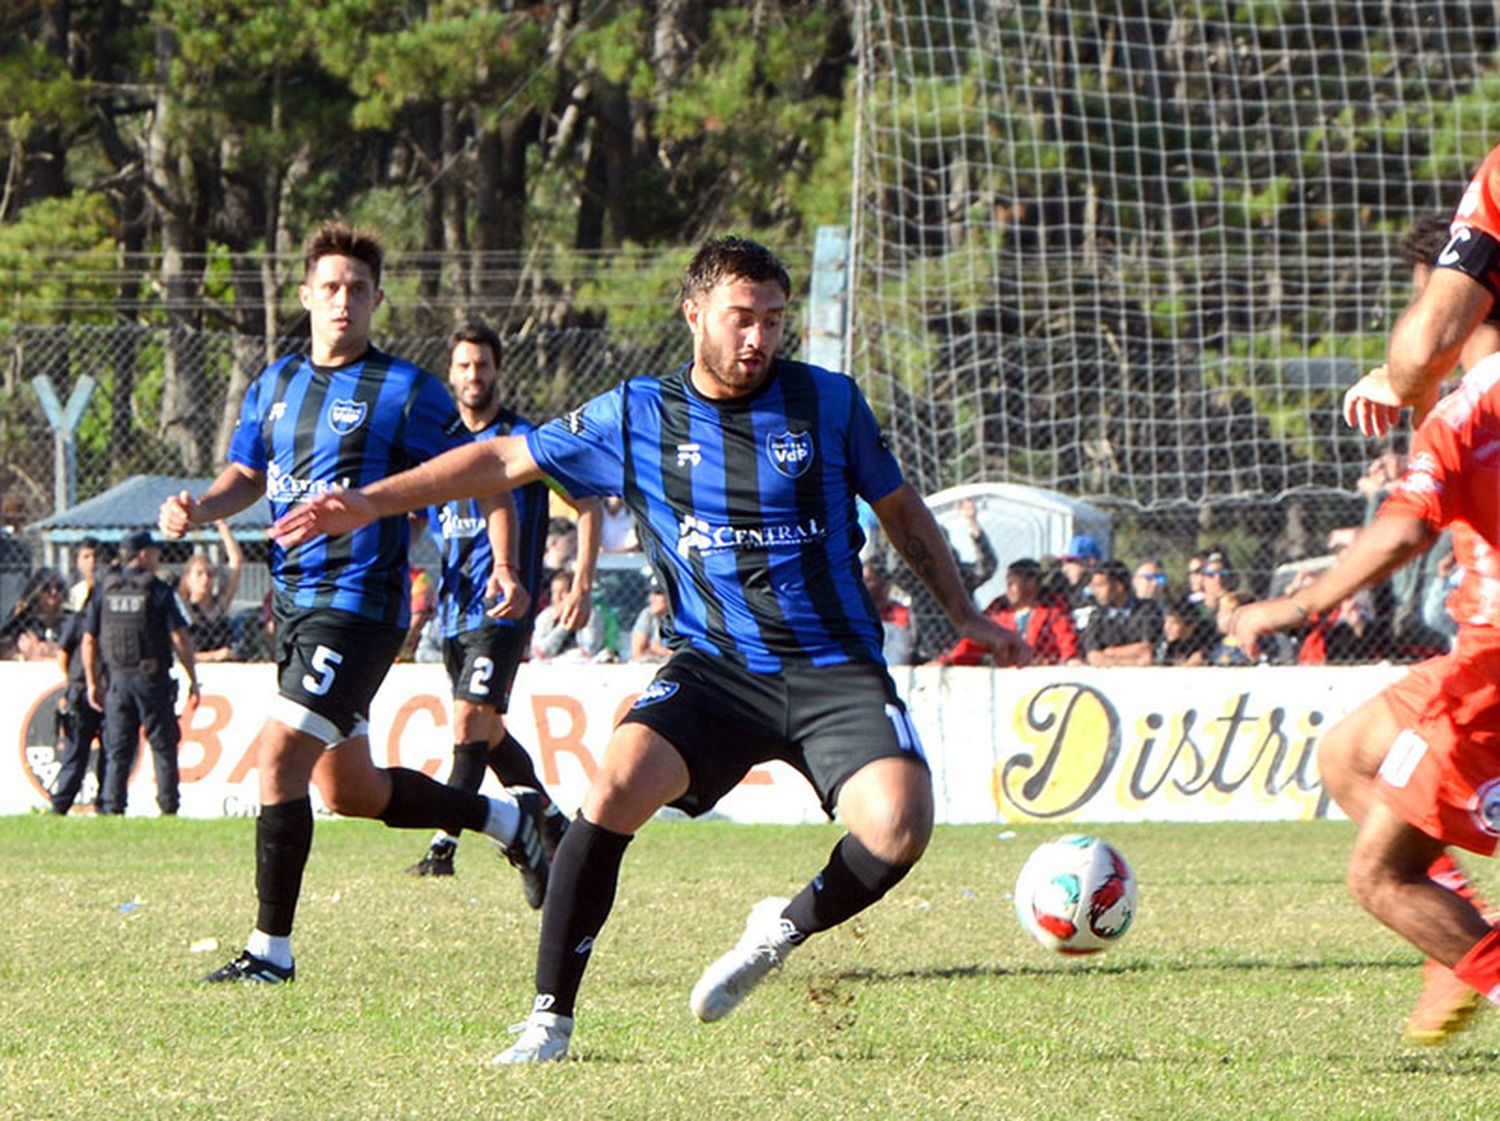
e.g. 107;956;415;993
901;533;938;591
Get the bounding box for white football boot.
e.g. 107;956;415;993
492;1011;574;1064
689;896;797;1022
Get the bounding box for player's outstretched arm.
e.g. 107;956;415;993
159;463;265;540
1387;270;1492;404
1231;513;1431;658
873;483;1028;666
272;434;543;546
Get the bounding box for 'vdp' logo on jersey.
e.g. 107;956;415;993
328;398;368;435
766;430;813;478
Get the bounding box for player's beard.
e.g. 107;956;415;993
698;335;771;397
459;379;498;416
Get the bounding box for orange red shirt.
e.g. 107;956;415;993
1442;143;1500;301
1381;354;1500;629
936;598;1079;666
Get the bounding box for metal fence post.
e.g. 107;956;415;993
30;374;97;514
806;226;850;374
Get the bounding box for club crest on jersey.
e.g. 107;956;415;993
1474;778;1500;837
328;398;368;435
766;430;813;478
563;407;586;435
631;681;679;708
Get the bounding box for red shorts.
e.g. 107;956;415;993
1377;628;1500;855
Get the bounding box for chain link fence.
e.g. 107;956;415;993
1;255;1430;666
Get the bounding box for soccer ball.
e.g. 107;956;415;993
1014;834;1138;955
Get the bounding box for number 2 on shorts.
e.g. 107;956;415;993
469;656;495;697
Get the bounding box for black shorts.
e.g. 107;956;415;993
620;649;927;818
273;608;405;742
443;623;529;710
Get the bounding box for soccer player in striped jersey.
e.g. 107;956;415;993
157;222;551;985
272;235;1027;1061
406;322;600;881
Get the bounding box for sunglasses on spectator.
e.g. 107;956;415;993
1202;567;1224;578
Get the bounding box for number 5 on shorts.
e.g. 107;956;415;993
303;644;344;696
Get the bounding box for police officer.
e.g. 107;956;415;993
83;529;199;815
51;584;106;814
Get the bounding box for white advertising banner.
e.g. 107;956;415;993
2;662;1406;824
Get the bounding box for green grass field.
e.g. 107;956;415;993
2;814;1495;1120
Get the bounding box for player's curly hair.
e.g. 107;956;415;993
681;235;791;300
303;221;383;287
1401;213;1453;270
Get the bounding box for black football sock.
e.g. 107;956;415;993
255;797;314;938
782;833;914;941
376;766;489;834
487;733;546;798
447;740;488;793
533;816;633;1019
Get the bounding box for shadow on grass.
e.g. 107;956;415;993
827;953;1418;984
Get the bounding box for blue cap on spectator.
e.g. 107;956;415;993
1062;534;1102;562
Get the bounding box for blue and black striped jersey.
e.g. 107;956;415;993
426;409;549;638
526;359;904;672
228;347;470;628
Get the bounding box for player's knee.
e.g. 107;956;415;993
318;772;388;818
845;792;932;864
838;760;933;863
1345;847;1405;918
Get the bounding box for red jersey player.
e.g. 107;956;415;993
1345;146;1500;437
1236;355;1500;1044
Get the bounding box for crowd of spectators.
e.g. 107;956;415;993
2;523;256;664
872;472;1451;669
3;463;1455;671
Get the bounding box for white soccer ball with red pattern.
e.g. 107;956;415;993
1014;834;1138;955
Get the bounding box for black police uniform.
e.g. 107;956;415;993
51;601;106;813
86;564;190;815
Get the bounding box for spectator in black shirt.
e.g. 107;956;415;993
1081;559;1160;667
2;568;69;661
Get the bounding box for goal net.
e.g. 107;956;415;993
849;1;1500;507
